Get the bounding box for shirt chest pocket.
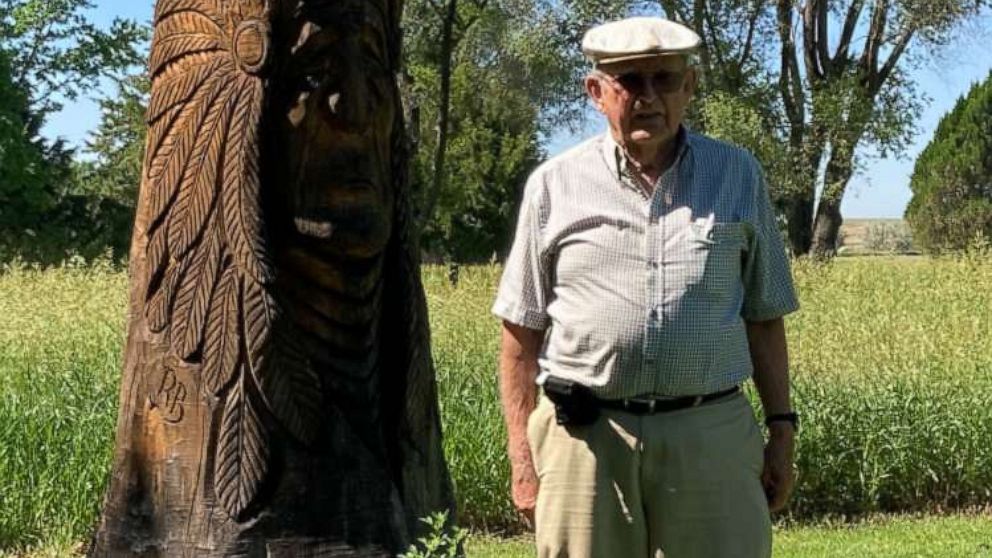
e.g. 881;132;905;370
664;222;747;294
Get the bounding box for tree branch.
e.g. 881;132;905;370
658;0;690;23
737;0;763;70
691;0;712;75
835;0;864;64
777;0;805;131
874;26;915;93
701;0;729;73
12;19;55;99
802;0;824;80
861;0;889;78
815;0;831;74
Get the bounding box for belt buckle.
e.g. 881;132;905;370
625;398;656;413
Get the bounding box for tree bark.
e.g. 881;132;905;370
785;194;814;256
811;196;843;259
420;0;458;234
810;137;858;258
90;1;455;555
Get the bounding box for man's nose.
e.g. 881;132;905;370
637;75;659;102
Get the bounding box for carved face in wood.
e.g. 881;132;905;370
277;1;396;258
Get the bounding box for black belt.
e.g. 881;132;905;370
598;386;740;414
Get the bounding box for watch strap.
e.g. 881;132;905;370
765;412;799;430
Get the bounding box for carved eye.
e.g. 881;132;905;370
302;74;322;92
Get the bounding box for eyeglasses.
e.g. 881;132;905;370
596;69;687;96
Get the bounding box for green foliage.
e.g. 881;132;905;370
401;512;467;558
0;1;147;263
906;71;992;253
0;50;59;230
404;0;633;262
0;0;148;118
657;0;987;256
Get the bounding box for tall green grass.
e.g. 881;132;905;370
0;263;126;550
0;256;990;551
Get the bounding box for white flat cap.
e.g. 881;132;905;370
582;17;701;65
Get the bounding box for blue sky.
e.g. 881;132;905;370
43;2;992;218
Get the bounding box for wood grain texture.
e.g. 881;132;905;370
92;1;455;554
215;372;270;519
141;0;282;519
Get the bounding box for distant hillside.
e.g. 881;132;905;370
836;219;917;255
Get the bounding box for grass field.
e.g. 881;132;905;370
465;514;992;557
1;255;991;555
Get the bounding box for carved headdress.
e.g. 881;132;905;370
143;0;315;518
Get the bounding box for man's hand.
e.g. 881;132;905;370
762;423;796;512
510;454;538;526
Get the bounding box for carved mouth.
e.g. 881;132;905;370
292;180;390;254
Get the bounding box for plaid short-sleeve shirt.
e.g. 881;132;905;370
492;129;799;398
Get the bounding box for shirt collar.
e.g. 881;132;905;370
602;125;692;181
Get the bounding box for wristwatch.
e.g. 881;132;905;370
764;412;799;431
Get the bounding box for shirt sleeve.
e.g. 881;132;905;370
741;161;800;321
491;172;552;330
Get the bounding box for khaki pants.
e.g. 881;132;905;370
527;392;771;558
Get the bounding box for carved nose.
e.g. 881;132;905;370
326;89;369;130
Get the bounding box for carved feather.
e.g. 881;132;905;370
172;227;223;359
150;35;222;78
256;331;323;445
214;373;269;518
145;72;228;234
147;54;225;126
165;84;233;260
140;0;326;522
242;277;276;377
203;265;241;395
144;105;183;176
154;0;223;25
221;78;273;284
148;256;190;333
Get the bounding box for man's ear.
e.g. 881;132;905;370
683;67;699;97
585;75;605;113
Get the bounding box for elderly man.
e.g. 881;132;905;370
492;16;800;558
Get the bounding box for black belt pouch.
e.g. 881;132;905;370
542;376;600;426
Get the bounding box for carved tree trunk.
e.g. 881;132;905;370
89;0;455;555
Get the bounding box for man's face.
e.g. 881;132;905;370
585;55;696;151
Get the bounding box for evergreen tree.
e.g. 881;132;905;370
906;72;992;253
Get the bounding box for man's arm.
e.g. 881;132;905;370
746;316;795;513
498;320;545;524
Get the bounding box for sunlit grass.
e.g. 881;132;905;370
1;255;991;552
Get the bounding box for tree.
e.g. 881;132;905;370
410;58;544;260
0;50;53;232
404;0;633;260
906;71;992;252
651;0;988;258
0;0;147;260
0;0;147;119
65;75;149;259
